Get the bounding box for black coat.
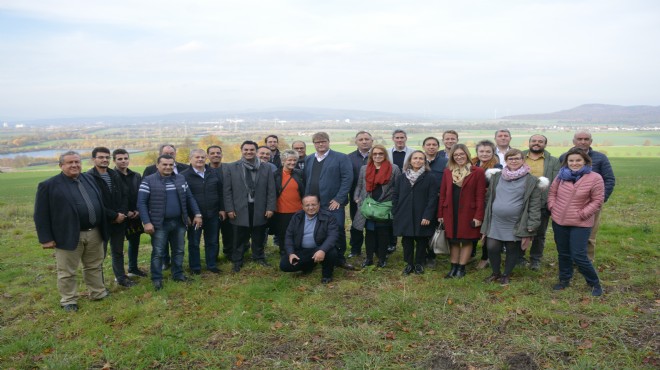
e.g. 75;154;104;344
392;171;439;237
87;167;128;221
181;165;224;218
34;173;110;250
274;168;305;201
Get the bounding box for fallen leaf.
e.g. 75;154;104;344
271;321;284;330
402;327;410;333
550;299;558;304
180;351;188;357
411;312;417;318
516;308;524;315
447;299;453;305
542;319;551;325
102;363;111;370
426;330;436;335
235;354;245;367
578;339;593;349
384;344;392;352
42;348;53;354
310;355;321;362
579;321;590;329
547;336;560;343
385;331;396;340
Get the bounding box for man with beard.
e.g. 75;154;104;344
207;145;233;260
265;135;282;170
223;141;276;272
521;135;560;270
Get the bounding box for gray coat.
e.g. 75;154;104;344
352;164;401;231
223;160;276;227
480;170;545;239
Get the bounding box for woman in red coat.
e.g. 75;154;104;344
437;144;486;278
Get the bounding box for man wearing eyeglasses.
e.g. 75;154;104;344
304;132;356;270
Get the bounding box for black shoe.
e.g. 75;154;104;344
377;260;386;268
321;277;333;284
591;284;603;297
386;245;396;254
62;304;78;312
255;259;270;267
116;277;136;288
444;264;458;279
153;280;163;291
173;276;188;282
484;273;501;283
338;261;357;271
191;269;202;275
403;265;414;275
361;259;374;268
529;261;541;271
208;267;221;274
553;280;570;291
454;265;466;278
127;269;148;278
232;263;242;273
347;252;361;258
499;275;510;286
414;264;425;275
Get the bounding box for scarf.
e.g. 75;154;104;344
240;157;260;201
557;165;592;182
472;156;500;170
405;167;425;186
501;163;530;181
451;164;471;187
365;160;392;192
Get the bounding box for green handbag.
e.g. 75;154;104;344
359;196;393;222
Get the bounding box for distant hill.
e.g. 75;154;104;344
503;104;660;124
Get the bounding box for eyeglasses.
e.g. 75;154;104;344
372;153;385;157
452;153;466;158
507;157;523;161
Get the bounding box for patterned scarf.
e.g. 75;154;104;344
471;156;500;170
366;160;392;192
405;167;425;186
501;163;530;181
451;164;471;187
557;165;592;182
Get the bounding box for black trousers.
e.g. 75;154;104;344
486;238;521;276
105;223;128;280
365;225;391;263
231;203;267;264
280;247;337;279
402;236;428;266
273;212;295;255
349;200;365;254
219;217;233;259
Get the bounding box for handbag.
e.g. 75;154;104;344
359;196;393;222
430;222;449;255
125;217;144;237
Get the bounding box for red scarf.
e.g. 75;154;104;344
366;160;392;192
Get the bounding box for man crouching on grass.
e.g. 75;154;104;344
280;194;338;284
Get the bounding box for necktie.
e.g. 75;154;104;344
75;178;97;225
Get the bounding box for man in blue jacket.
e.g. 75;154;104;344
137;155;202;290
280;194;339;283
560;131;616;262
34;151;110;312
304;132;356;270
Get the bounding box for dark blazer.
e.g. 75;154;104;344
348;150;369;198
87;167;128;221
437;166;486;240
304;150;353;208
284;209;339;254
143;162;189;177
223;160;276;227
181;165;224;219
34;173;109;250
392;171;439;237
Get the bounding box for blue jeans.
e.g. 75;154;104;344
127;232;141;272
150;218;186;281
324;206;346;265
552;222;600;286
187;216;219;271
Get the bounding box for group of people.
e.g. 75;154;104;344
34;129;615;311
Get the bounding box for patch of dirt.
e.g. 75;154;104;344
427;354;464;370
505;352;539;370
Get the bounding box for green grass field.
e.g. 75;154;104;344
0;158;658;369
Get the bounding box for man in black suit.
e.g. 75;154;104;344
34;151;110;312
142;144;189;268
142;144;189;177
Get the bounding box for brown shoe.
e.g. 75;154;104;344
499;275;510;286
484;273;501;283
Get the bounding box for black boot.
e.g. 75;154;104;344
455;264;466;278
444;263;458;279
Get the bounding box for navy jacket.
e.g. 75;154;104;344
560;147;615;202
304;150;353;208
284;209;339;254
181;165;224;219
137;172;200;229
34;173;110;250
143;162;189;177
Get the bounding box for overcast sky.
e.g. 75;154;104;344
1;0;658;120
